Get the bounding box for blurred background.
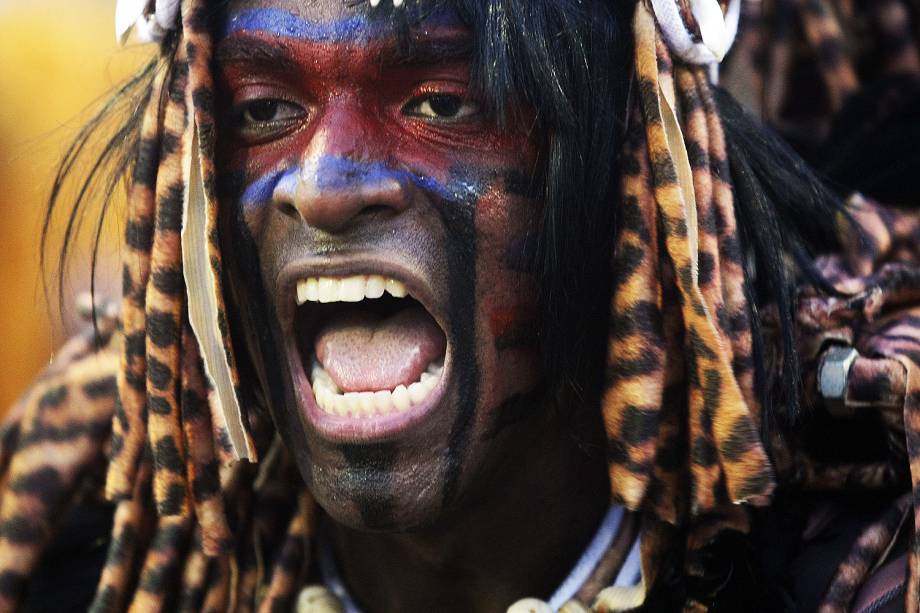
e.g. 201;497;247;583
0;1;150;414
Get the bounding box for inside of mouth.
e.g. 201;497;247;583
295;291;447;416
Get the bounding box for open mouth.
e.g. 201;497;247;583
288;271;449;436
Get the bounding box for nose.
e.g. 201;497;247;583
272;106;409;233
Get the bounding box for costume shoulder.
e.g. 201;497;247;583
770;195;920;613
0;304;120;610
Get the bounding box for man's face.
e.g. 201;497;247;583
217;0;543;530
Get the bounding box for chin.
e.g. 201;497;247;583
309;463;450;532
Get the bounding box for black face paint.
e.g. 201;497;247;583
334;443;399;529
501;233;539;274
431;171;479;509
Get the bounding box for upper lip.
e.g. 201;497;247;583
276;255;446;339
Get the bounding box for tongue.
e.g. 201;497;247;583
315;306;446;393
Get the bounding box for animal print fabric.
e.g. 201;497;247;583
601;1;774;605
722;0;920;149
783;195;920;612
0;308;120;611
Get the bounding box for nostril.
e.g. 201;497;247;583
277;202;300;219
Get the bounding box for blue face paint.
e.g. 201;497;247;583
314;156;474;202
222;6;461;43
241;156;482;210
241;167;299;208
223;9;381;42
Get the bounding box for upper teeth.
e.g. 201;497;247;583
296;275;409;305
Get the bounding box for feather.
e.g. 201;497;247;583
182;131;253;461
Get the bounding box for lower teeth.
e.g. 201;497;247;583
310;359;444;417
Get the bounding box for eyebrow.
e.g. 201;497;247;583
378;32;473;66
214;37;300;72
215;32;472;73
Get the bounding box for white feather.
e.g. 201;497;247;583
183;131;253;462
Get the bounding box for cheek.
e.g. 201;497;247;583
473;181;541;404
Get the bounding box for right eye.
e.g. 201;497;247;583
233;98;306;142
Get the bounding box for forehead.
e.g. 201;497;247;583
226;0;359;21
222;0;464;39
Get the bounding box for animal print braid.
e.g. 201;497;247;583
94;1;313;609
90;461;154;612
257;492;315;613
177;536;211;611
108;65;169;502
600;3;777;606
182;0;257;465
128;514;194;612
144;35;193;518
180;321;231;556
605;0;774;533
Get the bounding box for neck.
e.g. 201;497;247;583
327;399;610;613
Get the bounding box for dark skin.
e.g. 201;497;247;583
216;1;610;610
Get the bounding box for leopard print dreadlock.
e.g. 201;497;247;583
0;0;314;610
596;1;775;608
0;0;919;611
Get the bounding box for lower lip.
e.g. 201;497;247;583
289;344;451;442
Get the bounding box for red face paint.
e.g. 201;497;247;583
217;10;532;196
489;305;538;349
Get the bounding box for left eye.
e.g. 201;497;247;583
232;98;306;143
239;99;304;125
404;94;478;121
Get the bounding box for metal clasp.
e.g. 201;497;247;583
818;345;860;418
